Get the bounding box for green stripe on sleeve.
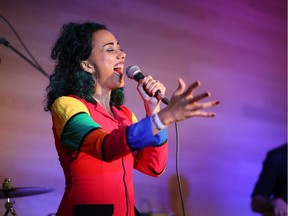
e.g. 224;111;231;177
61;112;101;150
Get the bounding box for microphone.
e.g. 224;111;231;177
126;65;169;105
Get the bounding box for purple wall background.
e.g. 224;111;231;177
0;0;286;215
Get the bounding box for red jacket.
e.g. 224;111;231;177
51;96;168;216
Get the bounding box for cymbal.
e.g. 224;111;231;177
0;187;53;199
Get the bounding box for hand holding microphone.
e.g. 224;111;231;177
126;65;170;105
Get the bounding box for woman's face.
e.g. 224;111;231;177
84;29;126;91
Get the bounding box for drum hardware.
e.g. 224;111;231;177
1;178;53;216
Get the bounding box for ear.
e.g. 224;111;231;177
81;60;94;74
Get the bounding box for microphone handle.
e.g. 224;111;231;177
156;90;170;105
161;96;170;105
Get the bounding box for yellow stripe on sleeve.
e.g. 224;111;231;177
51;96;90;138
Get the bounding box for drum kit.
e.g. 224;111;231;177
0;178;53;216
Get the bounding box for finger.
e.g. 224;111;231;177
144;78;155;90
188;92;210;103
144;79;161;96
144;76;159;88
140;76;153;94
173;78;186;96
187;100;220;112
200;100;220;109
150;82;163;96
188;110;216;118
182;81;200;97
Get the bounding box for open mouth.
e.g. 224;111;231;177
114;67;123;77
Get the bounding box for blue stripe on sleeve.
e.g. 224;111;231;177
127;116;168;150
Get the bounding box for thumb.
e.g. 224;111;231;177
173;78;186;96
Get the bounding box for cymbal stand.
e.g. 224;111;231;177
4;197;17;216
2;179;17;216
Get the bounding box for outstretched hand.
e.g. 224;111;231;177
158;78;220;126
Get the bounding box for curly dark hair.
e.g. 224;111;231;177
44;22;124;111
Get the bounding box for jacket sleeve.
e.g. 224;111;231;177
125;107;168;177
133;143;168;177
51;96;168;162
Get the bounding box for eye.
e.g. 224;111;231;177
107;48;114;52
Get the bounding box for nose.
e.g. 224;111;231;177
117;49;126;60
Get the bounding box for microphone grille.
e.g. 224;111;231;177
126;65;141;79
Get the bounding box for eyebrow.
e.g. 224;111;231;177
102;42;120;47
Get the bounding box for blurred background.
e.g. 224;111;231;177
0;0;286;215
